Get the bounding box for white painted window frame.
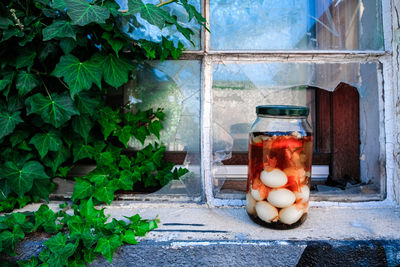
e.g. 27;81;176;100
188;0;398;207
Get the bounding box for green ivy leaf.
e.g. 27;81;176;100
43;145;71;175
67;259;86;267
0;180;11;201
90;175;118;204
82;248;96;264
102;32;124;56
36;0;50;5
122;230;138;245
44;232;67;254
42;20;76;41
99;54;136;88
52;54;103;97
34;204;59;233
95;152;114;167
59;38;77;54
119;155;131;169
67;216;97;248
131;219;158;236
133;126;147;144
7;95;24;112
179;0;207;27
148;120;162;139
124;214;141;224
93;179;118;205
45;233;78;266
72;115;93;143
38;43;57;61
0;161;49;197
78;198;105;224
0;71;14;93
94;235;122;263
127;0;175;29
29;131;63;158
0;110;23;139
30;179;54;202
72;178;93;201
53;0;66;11
0;17;13;30
74;91;101;116
38;248;50;262
16;195;32;209
72;142;93;162
114;125;132;148
25;92;79;128
18;256;38;267
16;50;36;70
118;170;133;190
16;71;40;96
0;225;25;255
1;28;24;42
65;0;110;26
29;179;55;202
98;107;121;139
57;166;71;177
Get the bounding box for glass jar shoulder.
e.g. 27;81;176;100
250;116;312;136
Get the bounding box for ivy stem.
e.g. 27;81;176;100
41;80;53;100
58;78;69;90
31;68;47;76
156;0;177;7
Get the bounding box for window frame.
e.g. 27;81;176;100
193;0;396;206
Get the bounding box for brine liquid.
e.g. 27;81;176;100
247;131;313;229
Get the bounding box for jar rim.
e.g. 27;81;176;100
256;105;309;117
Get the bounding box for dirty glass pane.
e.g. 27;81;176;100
117;0;202;50
125;60;201;200
212;62;381;199
210;0;383;51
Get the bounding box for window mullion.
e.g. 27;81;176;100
201;55;213;204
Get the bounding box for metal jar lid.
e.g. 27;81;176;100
256;105;309;116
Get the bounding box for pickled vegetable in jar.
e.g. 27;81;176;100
246;105;313;229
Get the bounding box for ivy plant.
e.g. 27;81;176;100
0;0;206;265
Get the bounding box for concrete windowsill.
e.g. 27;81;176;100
11;202;400;241
6;202;400;266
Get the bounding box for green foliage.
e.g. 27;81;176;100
0;0;205;265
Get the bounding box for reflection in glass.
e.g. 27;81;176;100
117;0;202;50
212;62;381;196
210;0;383;50
125;60;201;199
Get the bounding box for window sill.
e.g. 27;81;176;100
9;201;400;241
5;202;400;265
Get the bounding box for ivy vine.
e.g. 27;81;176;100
0;0;206;265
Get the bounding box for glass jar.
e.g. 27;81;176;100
246;105;313;229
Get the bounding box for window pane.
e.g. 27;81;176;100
117;0;202;50
210;0;383;51
125;60;201;200
212;62;382;199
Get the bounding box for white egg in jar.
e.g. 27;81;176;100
255;201;278;223
295;185;310;203
267;188;296;208
250;186;266;201
279;204;304;225
246;193;257;215
260;169;288;188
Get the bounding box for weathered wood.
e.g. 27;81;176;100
332;83;360;181
316;88;332;153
